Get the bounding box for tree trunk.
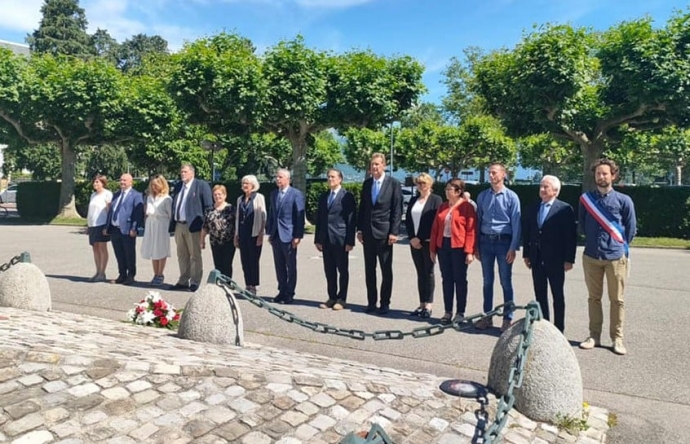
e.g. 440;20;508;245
676;164;682;186
58;141;81;219
580;141;605;193
289;134;308;197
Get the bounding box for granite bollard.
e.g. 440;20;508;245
177;279;244;346
488;318;583;422
0;262;51;311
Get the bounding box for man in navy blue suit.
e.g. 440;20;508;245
266;168;305;304
106;173;144;285
522;175;577;333
315;168;356;311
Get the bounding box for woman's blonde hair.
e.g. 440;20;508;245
415;173;434;187
148;174;169;196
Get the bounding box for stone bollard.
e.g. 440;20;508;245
177;271;244;346
488;318;583;422
0;254;51;311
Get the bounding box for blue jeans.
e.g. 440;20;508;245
479;237;514;319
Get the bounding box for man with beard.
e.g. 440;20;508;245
578;158;636;356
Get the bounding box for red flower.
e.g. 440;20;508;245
153;309;163;317
173;313;181;321
136;306;145;313
160;317;169;326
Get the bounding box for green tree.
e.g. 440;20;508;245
342;127;391;172
0;50;175;217
307;130;344;177
472;15;690;190
27;0;94;58
82;144;128;180
117;34;169;73
91;28;120;65
517;134;582;181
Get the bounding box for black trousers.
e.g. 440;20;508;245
438;238;468;315
362;235;393;308
111;230;136;279
271;240;297;299
239;236;262;286
211;242;236;279
531;260;566;332
410;241;435;304
322;241;350;301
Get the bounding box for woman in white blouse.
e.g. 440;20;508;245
141;175;173;286
404;173;442;318
87;175;113;282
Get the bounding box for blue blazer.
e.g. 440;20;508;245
267;186;305;243
522;198;577;266
314;188;356;247
107;188;144;235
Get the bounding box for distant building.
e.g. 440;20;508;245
0;40;29;180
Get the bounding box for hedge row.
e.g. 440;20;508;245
16;181;690;239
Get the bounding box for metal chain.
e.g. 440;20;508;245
214;275;541;443
483;300;541;444
0;254;22;273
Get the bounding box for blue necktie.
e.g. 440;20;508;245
328;191;336;207
372;180;380;204
538;202;550;228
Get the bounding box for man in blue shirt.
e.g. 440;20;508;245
578;159;636;356
475;163;521;332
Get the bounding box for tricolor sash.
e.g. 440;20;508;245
580;192;629;256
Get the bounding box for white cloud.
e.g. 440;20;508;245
0;0;43;34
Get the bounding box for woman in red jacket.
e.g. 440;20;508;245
430;179;477;325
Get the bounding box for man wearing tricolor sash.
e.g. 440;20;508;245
578;159;636;355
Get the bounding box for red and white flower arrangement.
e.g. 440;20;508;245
127;291;181;329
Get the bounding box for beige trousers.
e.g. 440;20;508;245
175;223;203;286
582;253;628;341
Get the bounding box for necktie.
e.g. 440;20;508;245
538;202;550;228
372;180;380;204
113;191;126;221
328;191;336;207
175;186;186;221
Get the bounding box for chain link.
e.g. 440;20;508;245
215;275;541;444
0;254;22;273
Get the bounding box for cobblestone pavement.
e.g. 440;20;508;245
0;307;608;444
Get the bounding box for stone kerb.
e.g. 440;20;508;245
0;262;51;311
177;282;243;346
488;318;583;422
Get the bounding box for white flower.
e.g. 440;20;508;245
147;291;162;304
126;309;136;321
141;311;156;325
165;310;175;321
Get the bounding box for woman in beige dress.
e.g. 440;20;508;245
141;175;172;286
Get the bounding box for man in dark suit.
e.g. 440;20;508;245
315;168;356;311
170;163;213;292
522;175;577;333
357;153;403;315
106;173;144;285
267;168;305;304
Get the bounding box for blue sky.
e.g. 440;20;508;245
0;0;687;103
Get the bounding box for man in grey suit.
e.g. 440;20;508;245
170;163;213;292
266;168;305;304
357;153;403;315
315;168;356;311
106;173;144;285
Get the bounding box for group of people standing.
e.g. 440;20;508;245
85;164;266;295
86;154;637;355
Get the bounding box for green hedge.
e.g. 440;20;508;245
17;180;690;239
16;182;61;221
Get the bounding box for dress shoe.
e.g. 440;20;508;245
278;298;293;305
364;305;377;314
420;308;432;319
579;336;601;350
410;307;423;317
123;277;135;286
188;284;199;292
332;300;346;311
114;275;127;284
171;283;189;291
273;294;285;303
320;299;336;309
612;339;627;355
440;313;452;325
377;305;390;315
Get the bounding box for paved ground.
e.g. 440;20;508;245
1;224;689;443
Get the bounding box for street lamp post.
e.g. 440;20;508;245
201;140;222;182
390;123;394;174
